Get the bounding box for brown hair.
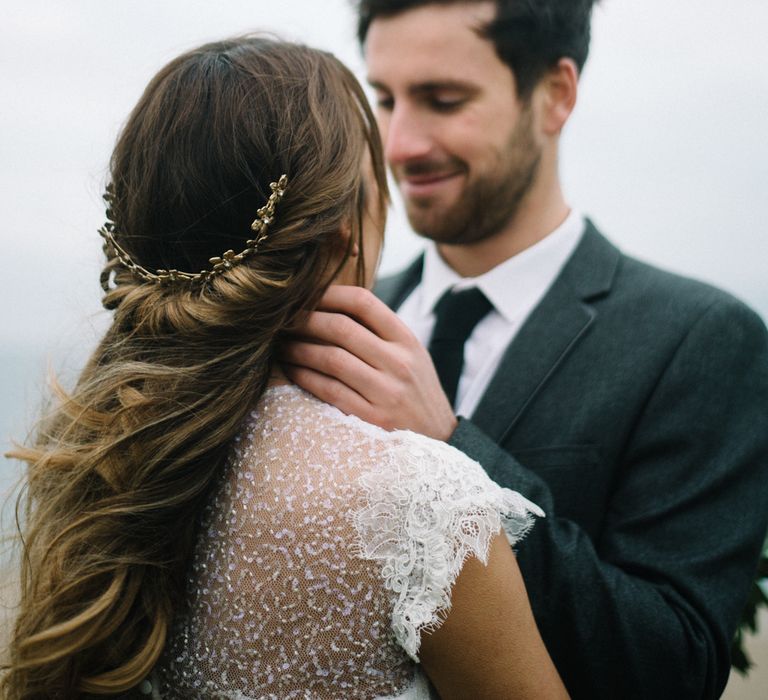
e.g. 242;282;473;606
2;35;387;698
356;0;596;97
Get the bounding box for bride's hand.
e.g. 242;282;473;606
281;285;457;441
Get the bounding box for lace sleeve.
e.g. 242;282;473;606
351;430;544;662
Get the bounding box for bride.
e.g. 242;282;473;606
2;37;567;699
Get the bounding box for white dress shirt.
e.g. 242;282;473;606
397;210;585;417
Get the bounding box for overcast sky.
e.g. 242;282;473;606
1;0;767;441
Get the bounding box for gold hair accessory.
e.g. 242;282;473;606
99;174;288;285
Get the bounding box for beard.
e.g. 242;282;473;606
398;106;541;246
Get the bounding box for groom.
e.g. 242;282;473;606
283;1;768;697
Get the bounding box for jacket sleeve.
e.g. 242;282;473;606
448;297;768;699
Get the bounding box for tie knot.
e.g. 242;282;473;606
430;287;493;343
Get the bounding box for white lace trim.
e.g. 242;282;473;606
352;430;543;661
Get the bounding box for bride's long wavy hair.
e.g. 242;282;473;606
2;36;387;698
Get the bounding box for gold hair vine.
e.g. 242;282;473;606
99;174;288;285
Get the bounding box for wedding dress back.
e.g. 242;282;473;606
152;385;540;699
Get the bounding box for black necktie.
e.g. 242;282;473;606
428;287;492;409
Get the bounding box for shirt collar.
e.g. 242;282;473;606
419;209;585;322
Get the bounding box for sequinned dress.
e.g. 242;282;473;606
152;385;542;699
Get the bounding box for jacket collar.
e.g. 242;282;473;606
376;220;621;441
470;220;621;441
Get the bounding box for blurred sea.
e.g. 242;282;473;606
1;347;42;548
0;343;93;541
1;347;44;506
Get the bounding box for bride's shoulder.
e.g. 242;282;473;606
387;427;479;466
253;385;454;451
242;384;492;487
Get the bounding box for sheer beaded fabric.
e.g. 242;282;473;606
151;385;542;699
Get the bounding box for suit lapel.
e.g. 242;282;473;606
471;222;621;442
374;255;424;310
375;223;621;443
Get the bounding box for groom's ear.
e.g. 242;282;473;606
537;57;579;136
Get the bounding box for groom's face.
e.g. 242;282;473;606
365;1;543;246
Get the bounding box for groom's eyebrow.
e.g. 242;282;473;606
368;78;479;95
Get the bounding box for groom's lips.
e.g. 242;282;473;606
399;170;464;199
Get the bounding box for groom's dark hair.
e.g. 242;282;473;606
356;0;598;97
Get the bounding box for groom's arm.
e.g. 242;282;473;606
282;285;556;513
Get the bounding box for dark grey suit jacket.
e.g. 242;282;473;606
376;221;768;699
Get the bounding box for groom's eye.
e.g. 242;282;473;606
375;92;394;111
422;86;472;113
429;96;465;112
